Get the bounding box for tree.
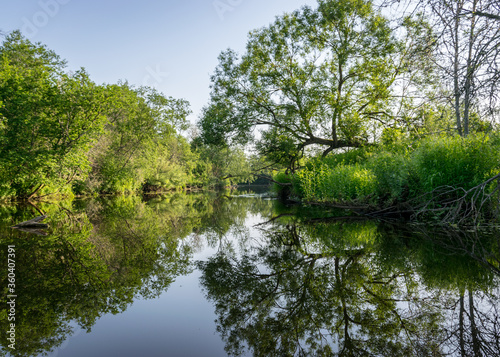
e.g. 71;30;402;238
463;1;500;21
426;0;500;136
0;31;108;198
199;0;401;170
80;83;193;194
0;31;196;198
192;144;253;187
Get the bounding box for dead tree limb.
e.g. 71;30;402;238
12;215;49;229
370;173;500;225
412;173;500;225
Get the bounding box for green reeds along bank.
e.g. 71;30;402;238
295;163;377;204
411;134;500;194
291;134;500;215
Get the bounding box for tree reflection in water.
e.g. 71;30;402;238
199;217;500;356
1;194;500;357
0;195;199;357
0;192;277;357
405;225;500;357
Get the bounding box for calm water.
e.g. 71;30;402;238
1;190;500;357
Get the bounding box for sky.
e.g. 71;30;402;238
0;0;319;124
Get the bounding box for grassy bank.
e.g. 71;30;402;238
275;134;500;223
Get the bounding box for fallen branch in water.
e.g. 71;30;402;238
369;173;500;225
412;173;500;225
12;215;49;229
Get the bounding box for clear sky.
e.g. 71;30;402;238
0;0;319;124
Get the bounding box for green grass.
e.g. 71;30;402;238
292;133;500;208
296;163;377;203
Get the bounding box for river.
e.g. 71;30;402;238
1;189;499;356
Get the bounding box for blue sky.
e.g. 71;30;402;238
0;0;318;124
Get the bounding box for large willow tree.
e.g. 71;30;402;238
199;0;402;170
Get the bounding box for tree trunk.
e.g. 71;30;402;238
463;0;478;137
453;1;464;136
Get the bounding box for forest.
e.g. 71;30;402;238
1;0;500;224
0;31;252;200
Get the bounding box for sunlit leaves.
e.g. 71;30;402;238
199;0;401;168
0;32;107;198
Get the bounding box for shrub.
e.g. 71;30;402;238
296;163;377;203
410;134;500;194
365;151;410;202
282;133;500;219
271;171;294;197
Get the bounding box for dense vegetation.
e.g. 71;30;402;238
0;31;252;201
290;134;500;221
198;0;500;224
1;0;500;224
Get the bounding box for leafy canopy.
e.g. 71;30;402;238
199;0;400;170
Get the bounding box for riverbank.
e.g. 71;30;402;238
275;133;500;226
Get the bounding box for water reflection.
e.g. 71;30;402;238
0;194;208;357
199;217;500;356
0;193;499;356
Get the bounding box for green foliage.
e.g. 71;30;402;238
307;148;371;169
0;31;214;199
194;144;253;187
271;171;294;197
411;134;500;194
142;135;197;190
381;127;409;148
0;31;107;199
78;83;194;195
293;133;500;211
364;151;410;202
199;0;401;168
273;171;293;185
296;163;377;203
198;101;253;147
256;129;303;171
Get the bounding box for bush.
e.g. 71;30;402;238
271;171;294;197
293;133;500;210
410;134;500;194
296;163;377;203
365;151;410;202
